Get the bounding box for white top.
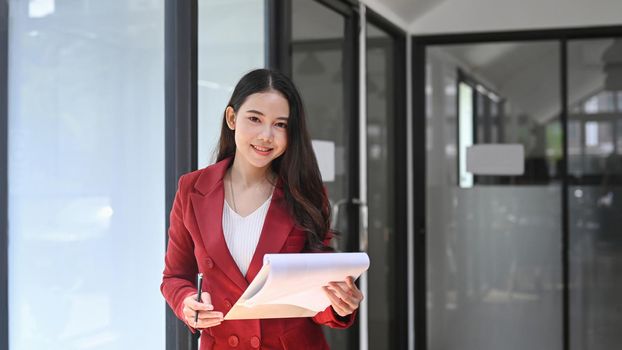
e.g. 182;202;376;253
222;195;272;276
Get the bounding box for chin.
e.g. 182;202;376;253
243;155;273;169
250;160;272;169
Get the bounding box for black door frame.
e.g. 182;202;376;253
164;0;198;349
1;0;9;347
412;25;622;350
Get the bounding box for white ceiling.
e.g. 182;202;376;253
363;0;622;34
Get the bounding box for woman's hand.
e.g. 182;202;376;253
182;292;223;329
323;276;364;317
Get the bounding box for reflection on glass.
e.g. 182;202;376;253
8;1;165;349
426;42;562;350
458;82;474;188
568;38;622;350
197;0;264;167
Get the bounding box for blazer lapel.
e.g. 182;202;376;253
190;158;249;292
245;183;294;283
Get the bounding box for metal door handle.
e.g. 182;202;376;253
330;198;368;252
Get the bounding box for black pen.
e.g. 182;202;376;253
194;272;203;327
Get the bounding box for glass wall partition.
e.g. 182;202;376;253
291;0;356;348
425;42;563;350
366;21;395;350
8;1;166;349
567;38;622;350
290;3;408;350
365;17;407;350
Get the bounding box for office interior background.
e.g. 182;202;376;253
1;0;622;349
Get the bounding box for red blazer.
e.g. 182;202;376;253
161;157;355;350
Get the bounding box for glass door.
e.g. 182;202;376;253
365;14;408;350
291;0;359;348
290;3;407;349
424;41;564;350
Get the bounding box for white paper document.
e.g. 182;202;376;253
224;252;370;320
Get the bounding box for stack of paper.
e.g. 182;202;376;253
224;252;370;320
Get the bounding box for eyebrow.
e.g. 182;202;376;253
245;109;289;120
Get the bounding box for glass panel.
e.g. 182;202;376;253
292;0;348;249
292;0;352;348
568;38;622;350
366;22;396;350
198;0;265;167
426;42;562;350
8;1;165;349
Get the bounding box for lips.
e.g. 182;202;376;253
251;144;273;154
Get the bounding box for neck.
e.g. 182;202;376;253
229;156;273;188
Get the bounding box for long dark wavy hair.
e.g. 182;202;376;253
215;68;333;252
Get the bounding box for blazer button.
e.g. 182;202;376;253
224;299;232;309
206;258;214;269
250;336;261;348
228;335;239;347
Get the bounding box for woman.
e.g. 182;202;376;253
161;68;363;349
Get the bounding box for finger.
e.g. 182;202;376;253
183;307;193;319
328;283;359;309
192;318;222;329
187;313;223;327
183;304;200;318
323;287;351;316
326;291;348;316
183;305;218;320
197;311;224;320
329;281;348;292
185;307;223;320
197;318;223;329
345;277;364;298
332;279;363;300
186;294;213;311
345;276;356;289
193;312;224;328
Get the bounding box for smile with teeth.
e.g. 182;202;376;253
252;144;273;153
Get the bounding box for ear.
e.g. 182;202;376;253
225;106;236;130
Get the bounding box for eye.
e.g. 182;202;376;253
275;122;288;129
248;116;260;122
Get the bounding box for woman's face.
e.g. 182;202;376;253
226;91;289;171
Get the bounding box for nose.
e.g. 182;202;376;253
258;124;273;142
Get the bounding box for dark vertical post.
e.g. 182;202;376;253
0;0;9;349
560;38;570;350
266;0;292;77
412;38;428;350
343;6;360;350
165;0;198;349
392;32;409;350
